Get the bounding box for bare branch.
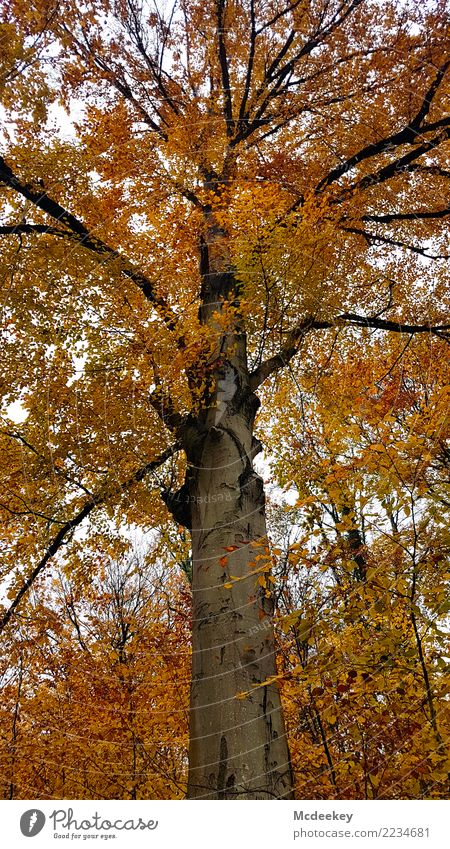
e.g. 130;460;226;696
345;127;450;196
0;443;181;633
59;21;168;138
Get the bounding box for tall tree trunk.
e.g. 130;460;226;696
186;381;293;798
168;203;294;799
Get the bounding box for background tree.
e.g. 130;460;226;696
265;334;450;798
0;0;449;799
0;543;191;799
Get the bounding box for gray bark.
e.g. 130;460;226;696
166;206;294;799
186;392;293;798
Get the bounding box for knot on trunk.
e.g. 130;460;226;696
161;481;192;529
234;386;261;421
238;466;265;509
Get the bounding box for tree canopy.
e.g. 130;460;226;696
0;0;449;799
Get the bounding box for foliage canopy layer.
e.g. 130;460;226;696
0;0;449;799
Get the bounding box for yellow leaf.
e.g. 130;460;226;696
257;574;266;588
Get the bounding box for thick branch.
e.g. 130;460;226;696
0;224;68;236
360;207;450;224
339;313;450;334
231;0;366;147
0;157;182;335
148;386;185;433
343;225;450;260
250;314;450;389
217;0;234;136
237;0;256;128
0;443;180;633
346;128;450;196
412;58;450;129
316;59;450;193
249;318;331;389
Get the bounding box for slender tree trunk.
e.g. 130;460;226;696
169;203;294;799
